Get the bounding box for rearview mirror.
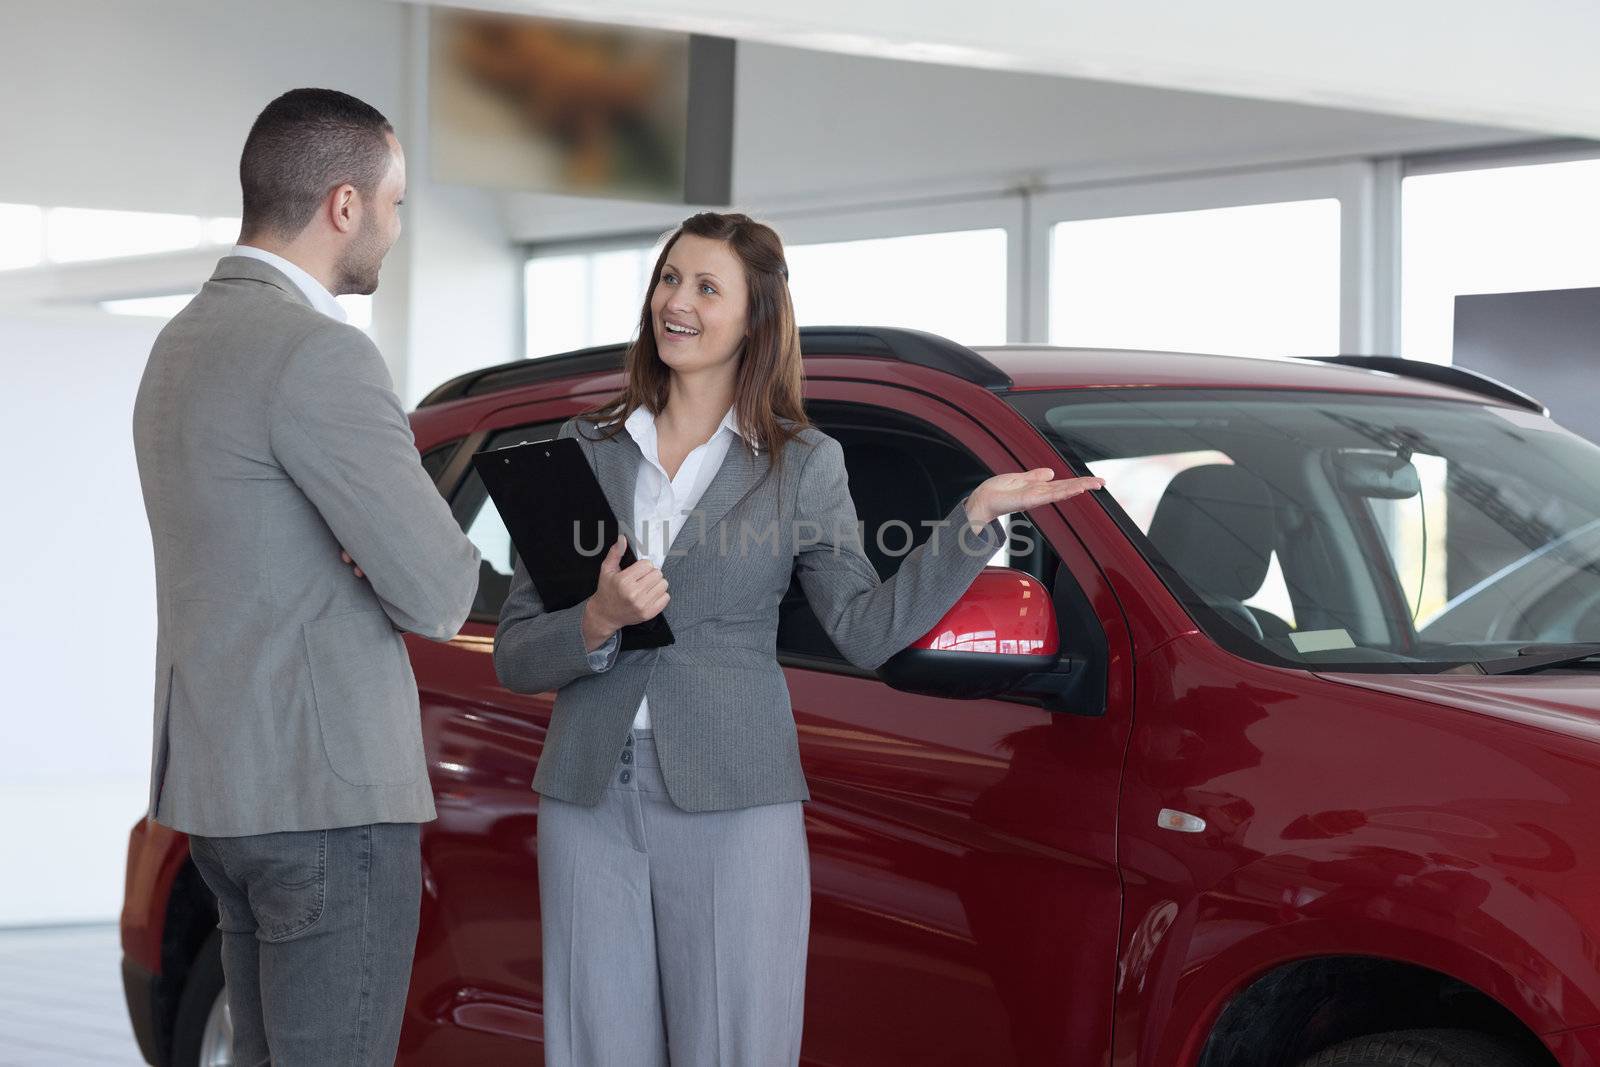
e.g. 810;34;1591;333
877;567;1060;699
1331;450;1420;499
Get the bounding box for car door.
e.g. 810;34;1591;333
786;383;1133;1066
402;397;600;1064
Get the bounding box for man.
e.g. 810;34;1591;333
132;88;480;1066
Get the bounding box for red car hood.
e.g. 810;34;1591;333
1316;670;1600;745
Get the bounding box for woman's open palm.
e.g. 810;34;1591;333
967;467;1104;524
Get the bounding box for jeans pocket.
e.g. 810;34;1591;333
243;829;329;943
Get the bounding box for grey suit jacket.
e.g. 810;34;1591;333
132;256;480;837
494;415;1005;812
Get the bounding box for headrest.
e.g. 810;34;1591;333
1147;464;1276;602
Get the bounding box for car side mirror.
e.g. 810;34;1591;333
877;567;1060;699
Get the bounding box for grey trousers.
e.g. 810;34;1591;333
537;730;811;1066
188;822;422;1067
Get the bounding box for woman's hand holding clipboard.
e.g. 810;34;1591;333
580;535;671;653
471;437;674;651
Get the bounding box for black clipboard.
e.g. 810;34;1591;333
472;437;673;650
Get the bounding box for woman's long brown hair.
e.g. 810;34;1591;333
579;212;811;470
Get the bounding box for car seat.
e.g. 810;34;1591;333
1147;464;1287;641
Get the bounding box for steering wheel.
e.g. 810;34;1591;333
1202;596;1265;641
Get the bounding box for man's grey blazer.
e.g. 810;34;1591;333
494;415;1006;812
132;256;480;837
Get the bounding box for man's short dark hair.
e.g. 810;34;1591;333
239;88;394;240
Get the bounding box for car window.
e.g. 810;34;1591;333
419;440;460;488
1011;387;1600;672
451;422;563;620
777;402;1041;667
1086;449;1296;629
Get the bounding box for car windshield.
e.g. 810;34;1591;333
1008;387;1600;673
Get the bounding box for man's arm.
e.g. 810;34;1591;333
269;322;480;639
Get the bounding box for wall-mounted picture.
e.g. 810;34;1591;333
430;8;732;204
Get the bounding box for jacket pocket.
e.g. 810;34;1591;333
303;610;423;787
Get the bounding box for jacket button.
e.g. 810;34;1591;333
620;771;632;784
621;751;633;764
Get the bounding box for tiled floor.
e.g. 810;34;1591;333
0;924;146;1066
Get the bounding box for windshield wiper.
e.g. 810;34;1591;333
1462;643;1600;676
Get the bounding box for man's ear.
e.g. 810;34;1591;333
330;184;357;234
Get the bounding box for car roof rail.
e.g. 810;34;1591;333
417;344;627;408
1304;355;1547;415
798;326;1012;390
415;326;1011;408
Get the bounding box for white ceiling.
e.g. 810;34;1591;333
731;44;1522;202
503;39;1528;241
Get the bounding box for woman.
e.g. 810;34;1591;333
494;211;1102;1065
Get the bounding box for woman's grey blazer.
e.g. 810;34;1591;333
493;416;1006;812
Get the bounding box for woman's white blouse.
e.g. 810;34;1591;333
585;404;750;729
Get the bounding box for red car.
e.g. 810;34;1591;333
123;328;1600;1067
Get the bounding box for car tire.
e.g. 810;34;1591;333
1296;1028;1538;1067
169;930;232;1067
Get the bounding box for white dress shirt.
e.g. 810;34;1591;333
230;244;348;323
587;404;750;729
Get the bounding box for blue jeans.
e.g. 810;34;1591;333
188;823;422;1066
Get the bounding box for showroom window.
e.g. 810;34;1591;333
1401;156;1600;365
523;226;1010;358
98;290;374;329
0;203;242;268
785;228;1008;346
1388;153;1600;622
524;245;656;358
0;203;373;327
1048;198;1341;359
46;207;207;263
0;203;46;270
98;294;198;318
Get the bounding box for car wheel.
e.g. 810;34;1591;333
170;930;234;1067
1297;1028;1538;1067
